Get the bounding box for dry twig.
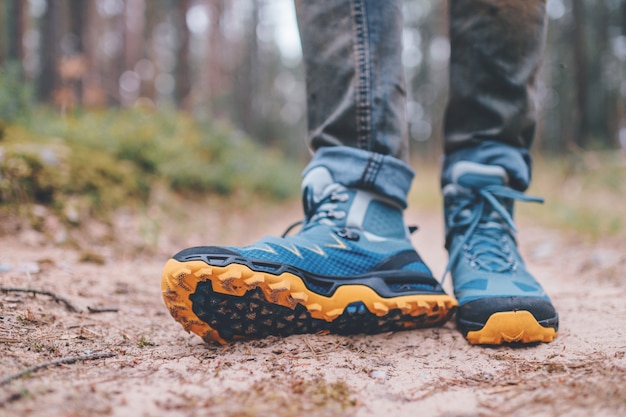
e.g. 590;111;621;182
0;351;117;386
303;337;319;357
0;287;81;313
87;306;119;314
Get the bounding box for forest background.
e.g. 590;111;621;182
1;0;624;240
1;0;625;158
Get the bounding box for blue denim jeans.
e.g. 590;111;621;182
295;0;547;204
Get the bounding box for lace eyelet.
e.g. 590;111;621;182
337;228;359;241
330;192;349;202
327;210;346;220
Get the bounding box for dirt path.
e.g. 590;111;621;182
1;201;625;417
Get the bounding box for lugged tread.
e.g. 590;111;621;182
161;259;457;344
465;310;557;345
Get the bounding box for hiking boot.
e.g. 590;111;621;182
162;166;457;344
443;161;558;345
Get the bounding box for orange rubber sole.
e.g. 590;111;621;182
162;259;458;344
465;310;557;345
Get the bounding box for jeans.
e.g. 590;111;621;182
295;0;547;205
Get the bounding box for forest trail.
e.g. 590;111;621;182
1;200;625;417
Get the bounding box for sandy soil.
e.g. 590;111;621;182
1;200;625;417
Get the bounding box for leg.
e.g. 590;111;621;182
295;0;412;207
296;0;408;160
442;0;558;344
161;0;456;344
443;0;546;190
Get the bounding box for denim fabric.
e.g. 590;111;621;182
294;0;546;201
303;146;414;209
441;141;532;191
294;0;408;161
445;0;547;153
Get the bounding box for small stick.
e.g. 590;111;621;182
303;337;319;357
87;306;119;314
0;287;81;313
0;352;117;386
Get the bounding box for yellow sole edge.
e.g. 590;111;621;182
161;259;458;344
466;310;557;345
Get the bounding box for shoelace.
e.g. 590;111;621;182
307;191;349;223
442;184;543;284
282;185;419;240
282;189;350;238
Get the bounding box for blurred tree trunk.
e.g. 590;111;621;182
125;0;145;74
175;0;192;109
571;0;588;148
38;0;63;102
206;0;228;115
596;2;617;148
111;3;127;106
0;3;4;65
81;2;106;108
7;0;26;68
140;0;157;101
68;0;88;105
622;0;626;35
234;0;259;134
68;1;87;53
618;0;626;148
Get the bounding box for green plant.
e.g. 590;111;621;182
1;107;301;229
137;336;153;348
0;125;146;216
24;108;301;199
0;62;33;125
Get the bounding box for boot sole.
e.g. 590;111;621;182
464;310;557;345
162;259;457;344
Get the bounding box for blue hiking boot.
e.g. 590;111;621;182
162;166;457;344
443;162;558;345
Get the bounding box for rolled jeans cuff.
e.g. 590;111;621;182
441;141;532;191
303;146;414;209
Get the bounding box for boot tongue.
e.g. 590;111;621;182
453;161;508;190
301;166;336;202
444;162;512;232
301;166;345;220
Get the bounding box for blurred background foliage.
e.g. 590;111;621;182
0;0;624;154
0;0;625;233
